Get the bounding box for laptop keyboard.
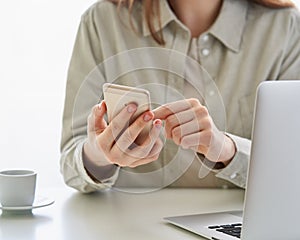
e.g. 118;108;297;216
208;223;242;239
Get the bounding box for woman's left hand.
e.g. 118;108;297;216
153;98;236;164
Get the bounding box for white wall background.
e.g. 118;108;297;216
0;0;96;188
0;0;299;189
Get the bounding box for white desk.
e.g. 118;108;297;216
0;187;244;240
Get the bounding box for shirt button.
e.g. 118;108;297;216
208;90;215;96
230;173;237;179
201;34;209;42
201;48;210;56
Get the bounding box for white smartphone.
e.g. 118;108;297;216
103;83;152;145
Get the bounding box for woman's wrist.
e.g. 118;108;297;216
196;134;237;170
219;134;237;166
83;142;118;182
83;142;111;167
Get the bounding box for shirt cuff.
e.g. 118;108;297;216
215;133;251;188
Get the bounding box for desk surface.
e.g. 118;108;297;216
0;187;244;240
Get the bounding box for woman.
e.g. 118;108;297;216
60;0;300;193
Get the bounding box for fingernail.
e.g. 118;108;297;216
153;119;162;128
127;104;137;113
95;103;102;115
143;113;152;122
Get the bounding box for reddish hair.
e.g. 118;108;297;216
111;0;295;45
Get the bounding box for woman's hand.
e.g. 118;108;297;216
153;98;236;164
84;101;163;168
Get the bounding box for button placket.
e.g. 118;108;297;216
230;172;238;179
197;35;225;131
166;29;191;98
197;34;213;84
201;48;210;57
201;34;210;42
199;34;211;58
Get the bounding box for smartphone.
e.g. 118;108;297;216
103;83;152;145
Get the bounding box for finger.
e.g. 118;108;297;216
128;153;160;168
98;103;137;152
111;110;154;153
164;109;195;138
171;120;202;145
166;105;210;140
128;139;163;168
111;133;163;168
147;135;164;157
153;100;191;120
107;102;137;140
129;119;162;159
153;98;201;120
167;109;195;126
88;101;107;134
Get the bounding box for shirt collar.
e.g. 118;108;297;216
142;0;176;37
142;0;248;53
209;0;248;52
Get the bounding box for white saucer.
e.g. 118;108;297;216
0;195;54;211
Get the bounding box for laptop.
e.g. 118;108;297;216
164;80;300;240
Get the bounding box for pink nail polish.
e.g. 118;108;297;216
127;104;136;113
154;119;162;128
144;113;152;122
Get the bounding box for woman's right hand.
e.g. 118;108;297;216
83;101;163;168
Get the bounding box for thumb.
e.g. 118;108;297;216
88;101;107;134
152;105;169;120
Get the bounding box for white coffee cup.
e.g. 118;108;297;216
0;170;37;207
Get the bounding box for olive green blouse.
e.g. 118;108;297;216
60;0;300;192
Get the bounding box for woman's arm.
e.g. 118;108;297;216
60;12;113;193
